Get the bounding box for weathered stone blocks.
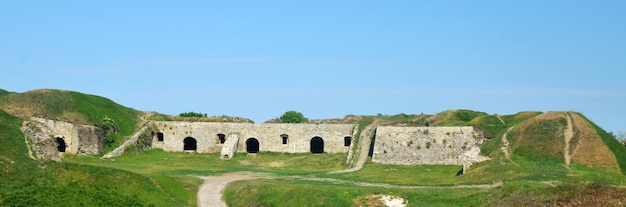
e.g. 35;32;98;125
372;126;489;166
152;122;358;153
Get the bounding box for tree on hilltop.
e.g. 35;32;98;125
278;111;308;123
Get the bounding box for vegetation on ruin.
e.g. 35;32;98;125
1;89;625;206
148;112;254;123
278;110;309;123
178;111;207;117
0;89;142;153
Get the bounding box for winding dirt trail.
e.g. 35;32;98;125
499;126;518;166
330;120;379;174
563;113;574;167
197;172;502;207
495;115;506;124
20;122;37;160
278;175;503;189
197;172;256;207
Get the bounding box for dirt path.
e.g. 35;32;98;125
330;120;378;174
20;122;37;160
197;172;256;207
563;113;574;167
495;115;506;124
197;172;502;207
499;126;518;166
279;175;503;189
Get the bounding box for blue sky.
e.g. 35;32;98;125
1;1;625;133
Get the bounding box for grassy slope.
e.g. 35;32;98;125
577;112;626;174
0;89;141;152
2;88;624;206
0;109;198;206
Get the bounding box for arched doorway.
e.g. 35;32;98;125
246;138;259;153
344;136;352;146
183;137;197;151
217;134;226;144
310;137;324;153
55;137;66;152
280;134;289;145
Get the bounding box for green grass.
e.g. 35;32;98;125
323;163;468;186
508;117;567;161
64;150;347;176
224;179;491;207
0;110;196;206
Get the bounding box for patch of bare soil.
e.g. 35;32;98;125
354;194;407;207
268;161;284;167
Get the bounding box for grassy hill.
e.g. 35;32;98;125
1;88;625;206
0;89;142;152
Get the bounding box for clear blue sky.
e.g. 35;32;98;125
1;1;625;133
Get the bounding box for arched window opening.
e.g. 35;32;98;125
183;137;197;151
310;137;324;153
246;138;259;153
157;133;164;142
217;134;226;144
344;136;352;146
280;134;288;145
56;137;67;152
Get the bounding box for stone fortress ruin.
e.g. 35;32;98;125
23;118;489;167
150;122;358;159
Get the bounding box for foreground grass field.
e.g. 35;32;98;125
63;148;626;206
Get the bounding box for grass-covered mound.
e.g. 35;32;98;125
0;89;142;152
504;112;623;174
0;109;197;206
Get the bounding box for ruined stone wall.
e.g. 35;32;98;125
153;122;357;153
102;123;154;158
23;117;104;159
372;126;489;165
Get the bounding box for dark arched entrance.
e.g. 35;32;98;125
310;137;324;153
344;136;352;146
183;137;197;151
217;134;226;144
246;138;259;153
55;137;66;152
280;134;289;145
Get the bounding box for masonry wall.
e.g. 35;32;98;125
24;117;104;159
372;126;488;165
153;122;357;153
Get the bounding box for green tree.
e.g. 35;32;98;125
278;111;308;123
179;112;207;117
